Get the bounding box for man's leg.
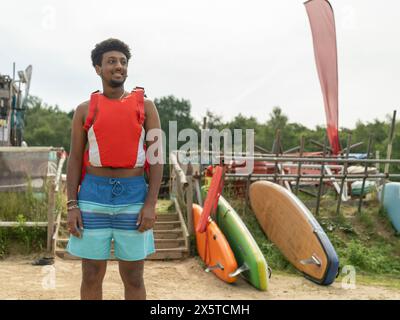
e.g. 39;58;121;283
118;260;146;300
81;259;107;300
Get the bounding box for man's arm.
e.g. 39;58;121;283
66;102;88;238
137;98;163;232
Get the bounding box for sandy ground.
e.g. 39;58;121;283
0;255;399;300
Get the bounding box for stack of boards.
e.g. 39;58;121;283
193;204;238;283
249;181;339;285
197;179;340;288
200;187;269;291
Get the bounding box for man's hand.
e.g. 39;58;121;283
67;208;83;238
137;204;156;232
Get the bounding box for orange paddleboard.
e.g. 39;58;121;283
193;204;238;283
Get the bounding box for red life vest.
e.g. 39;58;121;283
80;87;149;184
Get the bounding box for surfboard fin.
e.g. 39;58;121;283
205;262;224;272
300;255;322;267
229;263;249;277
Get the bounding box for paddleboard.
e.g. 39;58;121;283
201;187;269;291
381;182;400;233
351;180;376;196
193;204;238;283
249;181;339;285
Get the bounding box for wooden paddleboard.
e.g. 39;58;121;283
249;181;339;285
193;204;238;283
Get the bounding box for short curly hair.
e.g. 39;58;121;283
91;38;131;67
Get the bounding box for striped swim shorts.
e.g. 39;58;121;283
67;173;155;261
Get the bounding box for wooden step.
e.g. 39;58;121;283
62;217;181;225
153;229;184;239
62;211;177;220
146;247;189;260
156;213;179;221
153;221;181;230
155;238;185;249
58;228;184;239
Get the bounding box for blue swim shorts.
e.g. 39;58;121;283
67;173;155;261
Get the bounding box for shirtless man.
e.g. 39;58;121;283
66;38;163;300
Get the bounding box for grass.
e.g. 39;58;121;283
0;225;47;257
0;180;65;259
156;199;175;214
0;185;48;222
351;273;400;290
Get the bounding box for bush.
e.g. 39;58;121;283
342;240;400;275
0;226;47;259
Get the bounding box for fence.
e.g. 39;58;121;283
0;147;66;252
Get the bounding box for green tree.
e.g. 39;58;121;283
267;106;288;132
154;95;200;164
24;96;72;152
205;110;224;130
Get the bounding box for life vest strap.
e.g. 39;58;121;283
83;90;100;132
133;87;145;125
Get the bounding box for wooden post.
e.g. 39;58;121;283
169;161;173;197
273;129;281;184
186;163;194;236
376;150;380;172
358;136;373;214
294;136;305;195
46;175;56;253
173;197;190;253
54;151;67;193
194;174;203;206
336;133;352;216
170;152;188;186
244;173;252;214
380;110;397;207
384;110;397;174
315;136;327;216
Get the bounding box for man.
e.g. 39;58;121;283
66;38;163;300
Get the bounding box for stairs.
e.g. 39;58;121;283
54;211;190;260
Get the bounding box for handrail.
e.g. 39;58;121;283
173;197;190;252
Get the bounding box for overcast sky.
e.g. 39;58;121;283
1;0;399;129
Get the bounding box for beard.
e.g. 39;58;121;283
100;71;127;88
109;78;126;88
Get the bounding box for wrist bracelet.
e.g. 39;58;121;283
67;204;80;211
67;199;78;205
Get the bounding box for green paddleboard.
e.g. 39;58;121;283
201;187;269;291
